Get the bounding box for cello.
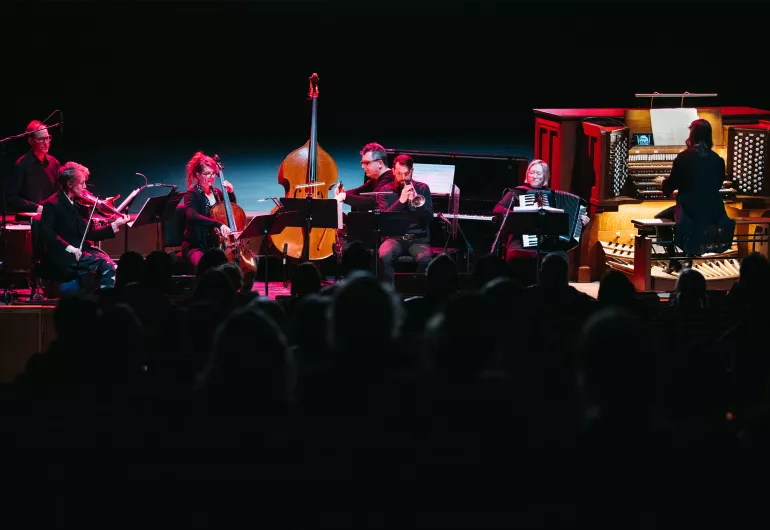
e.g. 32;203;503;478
209;154;258;290
269;73;339;261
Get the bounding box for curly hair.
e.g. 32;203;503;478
57;161;90;190
186;151;219;189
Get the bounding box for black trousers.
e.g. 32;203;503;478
378;236;432;281
655;205;677;256
69;247;117;290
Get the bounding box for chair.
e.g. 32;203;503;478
162;203;193;274
28;218;86;301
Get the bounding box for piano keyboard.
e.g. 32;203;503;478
434;213;494;221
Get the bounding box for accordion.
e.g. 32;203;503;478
519;188;588;251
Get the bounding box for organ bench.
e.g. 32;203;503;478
615;217;770;291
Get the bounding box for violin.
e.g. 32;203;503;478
76;189;124;219
208;155;258;291
75;189;129;228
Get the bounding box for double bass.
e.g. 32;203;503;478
269;73;339;261
209;155;258;290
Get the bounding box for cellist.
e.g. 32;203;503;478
181;151;238;268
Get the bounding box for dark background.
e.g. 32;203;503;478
1;0;766;213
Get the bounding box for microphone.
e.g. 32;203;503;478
59;111;64;133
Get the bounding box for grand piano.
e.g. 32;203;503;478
534;104;770;290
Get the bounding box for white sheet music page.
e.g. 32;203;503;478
649;108;699;146
412;163;455;196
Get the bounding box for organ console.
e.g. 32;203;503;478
533;105;770;289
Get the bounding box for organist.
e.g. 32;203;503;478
652;119;735;273
493;160;590;280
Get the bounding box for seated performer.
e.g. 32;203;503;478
376;154;433;281
40;161;130;290
7;120;60;215
334;142;395;211
493;159;589;267
181;151;237;269
654;119;735;272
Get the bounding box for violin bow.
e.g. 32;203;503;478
78;199;99;252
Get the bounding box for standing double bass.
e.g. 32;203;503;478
269;73;339;261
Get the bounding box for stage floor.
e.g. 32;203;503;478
0;280;601;303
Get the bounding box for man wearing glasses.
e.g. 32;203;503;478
334;142;394;211
7;120;60;215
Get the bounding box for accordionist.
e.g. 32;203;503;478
492;159;590;268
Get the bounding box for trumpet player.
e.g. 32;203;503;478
376;154;433;281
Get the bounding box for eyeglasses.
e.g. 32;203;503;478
198;172;216;178
360;159;382;167
33;136;52;143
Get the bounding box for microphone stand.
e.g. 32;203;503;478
490;189;517;256
438;213;473;273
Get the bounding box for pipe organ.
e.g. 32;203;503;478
533;106;770;289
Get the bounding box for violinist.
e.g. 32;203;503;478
40;161;130;290
7;120;60;216
181;151;237;268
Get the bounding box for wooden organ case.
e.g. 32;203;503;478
534;106;770;290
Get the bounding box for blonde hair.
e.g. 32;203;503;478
186;151;219;188
526;159;550;187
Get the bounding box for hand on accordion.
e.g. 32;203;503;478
581;214;590;226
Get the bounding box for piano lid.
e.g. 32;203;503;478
385;148;528;202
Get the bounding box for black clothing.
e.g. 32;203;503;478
343;170;395;211
660;147;734;255
39;190;117;286
375;179;434;279
181;186;237;257
376;179;433;239
8;152;60;213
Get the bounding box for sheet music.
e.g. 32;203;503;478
116;187;143;214
649;108;699;146
412;163;455;195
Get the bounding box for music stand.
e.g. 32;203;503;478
345;211;413;277
238;210;296;298
500;210;569;283
127;191;183;251
279;197;340;262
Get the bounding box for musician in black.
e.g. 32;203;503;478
182;152;237;268
40;162;130;290
334;142;395;211
493;159;589;265
655;119;735;272
377;155;433;281
7;120;60;215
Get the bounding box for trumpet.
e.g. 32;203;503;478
403;178;425;207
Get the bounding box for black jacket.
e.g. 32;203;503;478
376;179;433;238
663;147;734;254
40;190;116;279
344;170;395;211
182;186;237;253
